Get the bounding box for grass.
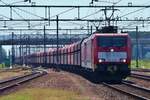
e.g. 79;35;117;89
0;63;5;69
0;88;89;100
131;60;150;69
0;72;21;80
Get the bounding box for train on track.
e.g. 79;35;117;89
15;26;131;82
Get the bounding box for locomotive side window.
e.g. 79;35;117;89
97;36;127;47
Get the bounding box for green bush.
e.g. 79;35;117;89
131;60;150;69
0;63;5;69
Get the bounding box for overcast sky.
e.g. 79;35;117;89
23;0;150;5
1;0;150;6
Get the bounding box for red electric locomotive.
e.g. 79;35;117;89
81;33;131;82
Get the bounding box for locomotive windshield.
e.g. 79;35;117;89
97;36;127;47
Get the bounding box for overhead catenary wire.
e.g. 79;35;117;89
50;7;75;18
0;14;10;19
0;0;124;30
81;9;102;19
15;7;45;19
113;0;123;5
117;1;150;30
0;0;29;23
87;0;124;29
0;0;46;27
0;0;76;29
90;0;150;29
19;7;76;27
30;7;76;27
118;8;149;19
90;0;123;5
1;0;150;31
12;9;26;21
31;8;86;30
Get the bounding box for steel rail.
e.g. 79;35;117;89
122;80;150;92
131;73;150;81
0;72;37;84
0;72;46;92
132;69;150;72
103;83;149;100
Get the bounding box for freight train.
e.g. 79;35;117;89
15;27;131;82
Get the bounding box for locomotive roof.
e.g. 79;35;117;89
82;33;129;43
90;33;128;39
94;33;128;36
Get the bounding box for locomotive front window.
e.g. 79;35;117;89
97;36;127;47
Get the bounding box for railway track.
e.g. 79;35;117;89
103;81;150;100
0;71;47;92
131;73;150;81
132;69;150;73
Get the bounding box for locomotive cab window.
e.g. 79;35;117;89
97;36;127;47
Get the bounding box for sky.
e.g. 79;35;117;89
24;0;150;6
20;0;150;6
1;0;150;55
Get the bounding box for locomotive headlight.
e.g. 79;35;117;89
123;59;126;62
120;58;126;62
99;59;105;63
